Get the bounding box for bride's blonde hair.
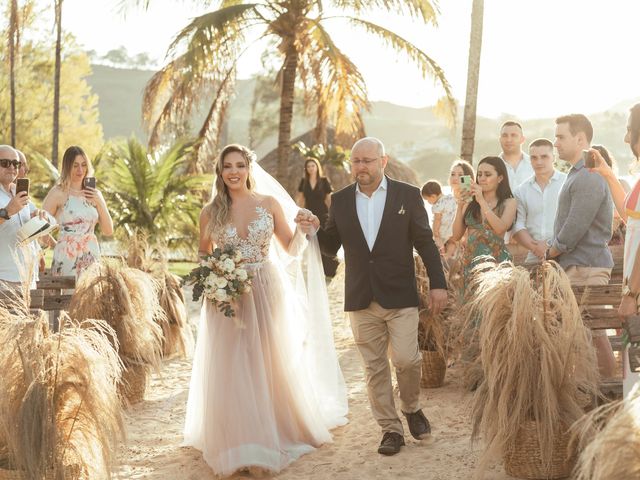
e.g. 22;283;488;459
205;144;256;237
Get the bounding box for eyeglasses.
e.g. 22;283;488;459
0;159;20;169
350;157;380;166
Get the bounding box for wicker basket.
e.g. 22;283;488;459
503;420;576;479
119;363;149;405
420;350;446;388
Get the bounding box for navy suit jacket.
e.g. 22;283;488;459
319;176;447;311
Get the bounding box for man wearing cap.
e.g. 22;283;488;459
0;144;36;290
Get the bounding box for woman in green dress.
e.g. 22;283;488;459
451;156;517;294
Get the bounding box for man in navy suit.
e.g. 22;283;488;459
305;137;447;455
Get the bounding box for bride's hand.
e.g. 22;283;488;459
295;208;319;234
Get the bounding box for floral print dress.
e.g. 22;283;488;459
51;194;100;279
460;203;512;295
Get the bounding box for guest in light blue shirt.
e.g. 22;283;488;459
513;138;566;263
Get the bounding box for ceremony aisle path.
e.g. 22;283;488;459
117;267;511;480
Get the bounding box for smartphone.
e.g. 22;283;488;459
83;177;96;189
459;175;472;191
583;150;597;169
15;178;29;196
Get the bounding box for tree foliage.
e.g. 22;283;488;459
0;31;103;168
94;137;212;252
137;0;454;183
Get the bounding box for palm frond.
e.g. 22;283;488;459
330;0;439;25
340;16;456;121
143;5;261;149
297;18;369;139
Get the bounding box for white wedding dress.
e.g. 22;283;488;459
184;172;348;476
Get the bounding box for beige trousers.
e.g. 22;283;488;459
565;265;617;377
349;301;421;435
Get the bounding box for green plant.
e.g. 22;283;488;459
94;137;211;252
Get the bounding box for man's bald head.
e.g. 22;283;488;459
0;145;17;159
0;145;18;187
352;137;385;158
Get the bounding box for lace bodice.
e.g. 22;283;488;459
216;206;274;264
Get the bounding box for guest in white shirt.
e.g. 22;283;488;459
0;145;35;289
499;120;535;190
513;138;567;263
15;149;47;279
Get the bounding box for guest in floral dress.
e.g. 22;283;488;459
451;156;517;295
43;146;113;279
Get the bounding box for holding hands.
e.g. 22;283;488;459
294;208;320;235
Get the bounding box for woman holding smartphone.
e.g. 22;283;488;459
43;146;113;278
451;156;517;292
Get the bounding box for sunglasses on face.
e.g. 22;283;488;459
0;159;20;169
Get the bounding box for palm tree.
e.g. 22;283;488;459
8;0;19;146
94;137;212;252
460;0;484;164
139;1;454;185
52;0;63;168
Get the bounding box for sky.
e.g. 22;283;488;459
62;0;640;119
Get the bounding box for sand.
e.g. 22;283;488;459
116;268;512;480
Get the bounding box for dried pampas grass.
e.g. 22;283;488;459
467;261;599;476
69;261;163;370
126;232;192;358
0;305;124;479
571;385;640;479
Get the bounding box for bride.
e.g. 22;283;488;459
183;144;348;476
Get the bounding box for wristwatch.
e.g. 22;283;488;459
0;208;9;220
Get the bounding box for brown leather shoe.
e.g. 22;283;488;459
403;409;431;440
377;431;405;455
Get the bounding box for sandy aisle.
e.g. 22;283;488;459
117;268;512;480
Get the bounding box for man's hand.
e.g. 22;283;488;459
294;208;320;235
6;191;29;216
428;288;448;316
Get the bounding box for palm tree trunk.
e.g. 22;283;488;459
276;42;298;188
460;0;484;164
8;0;19;147
52;0;63;168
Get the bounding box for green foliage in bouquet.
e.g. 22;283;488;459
186;245;252;320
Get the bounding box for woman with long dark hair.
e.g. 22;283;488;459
295;157;338;277
451;156;517;290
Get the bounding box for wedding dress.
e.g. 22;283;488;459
183;165;348;476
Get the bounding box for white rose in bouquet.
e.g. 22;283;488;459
234;268;248;281
215;276;228;289
214;288;228;302
205;273;218;289
222;258;236;272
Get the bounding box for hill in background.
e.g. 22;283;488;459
88;65;638;185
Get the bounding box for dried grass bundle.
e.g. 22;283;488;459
126;232;192;358
418;309;447;356
69;261;163;369
0;306;124;479
468;261;599;476
571;386;640;479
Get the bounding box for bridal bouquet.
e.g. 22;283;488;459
186;246;252;318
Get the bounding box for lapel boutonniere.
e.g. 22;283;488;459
398;204;405;215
